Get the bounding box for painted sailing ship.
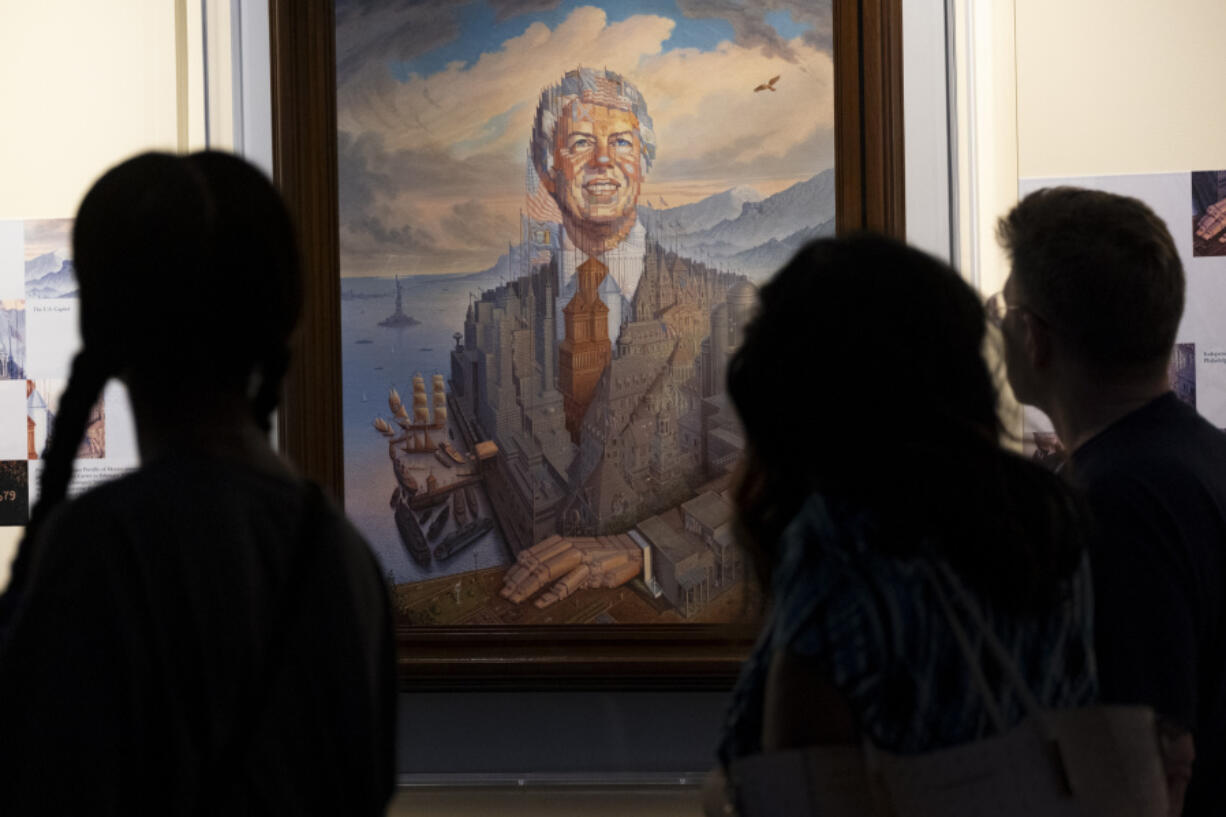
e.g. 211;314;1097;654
390;449;420;496
406;475;484;511
393;373;449;453
393;494;431;567
427;502;450;540
433;518;495;561
438;440;466;465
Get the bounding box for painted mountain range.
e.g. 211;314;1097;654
650;170;836;278
25;252;78;299
454;169;836;286
638;185;764;235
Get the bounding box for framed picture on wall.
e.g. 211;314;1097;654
269;0;903;686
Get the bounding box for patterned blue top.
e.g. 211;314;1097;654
719;493;1097;763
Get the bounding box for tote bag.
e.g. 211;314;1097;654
728;562;1168;817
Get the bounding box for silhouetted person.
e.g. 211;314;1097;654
0;152;395;816
707;236;1097;813
997;187;1225;815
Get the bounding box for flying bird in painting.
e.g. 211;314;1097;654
754;75;781;93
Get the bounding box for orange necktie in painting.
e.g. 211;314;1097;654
558;256;612;444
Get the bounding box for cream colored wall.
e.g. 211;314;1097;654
1015;0;1226;180
0;1;182;220
961;0;1226;295
950;0;1017;296
0;0;203;590
903;0;953;263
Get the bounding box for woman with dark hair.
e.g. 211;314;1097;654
708;235;1098;813
0;152;394;815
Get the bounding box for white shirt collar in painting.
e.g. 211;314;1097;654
559;220;647;301
556;220;648;343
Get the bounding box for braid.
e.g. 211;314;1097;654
250;344;291;435
0;351;111;629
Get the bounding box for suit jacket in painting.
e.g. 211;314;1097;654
450;221;755;553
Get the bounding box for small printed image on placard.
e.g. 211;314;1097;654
0;381;28;461
0;301;26;380
27;379;105;460
23;219;80;380
0;460;30;526
23;219;76;298
1169;342;1196;408
1192;171;1226;258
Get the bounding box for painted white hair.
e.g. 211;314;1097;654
531;67;657;179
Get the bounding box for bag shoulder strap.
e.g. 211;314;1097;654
922;561;1009;733
921;560;1046;731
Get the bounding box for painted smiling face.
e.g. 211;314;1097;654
548;101;643;253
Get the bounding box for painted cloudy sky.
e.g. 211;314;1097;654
335;0;834;276
22;219;72;261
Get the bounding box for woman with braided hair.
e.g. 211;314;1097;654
0;152;395;815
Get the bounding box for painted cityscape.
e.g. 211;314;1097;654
337;0;834;624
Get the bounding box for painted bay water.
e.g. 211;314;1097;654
341;271;508;584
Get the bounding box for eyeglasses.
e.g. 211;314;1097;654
984;291;1018;329
985;291;1054;331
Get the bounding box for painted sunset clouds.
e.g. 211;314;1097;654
336;0;832;274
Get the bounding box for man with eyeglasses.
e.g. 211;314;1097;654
994;186;1226;816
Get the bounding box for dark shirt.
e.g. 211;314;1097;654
1070;392;1226;815
0;455;396;816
